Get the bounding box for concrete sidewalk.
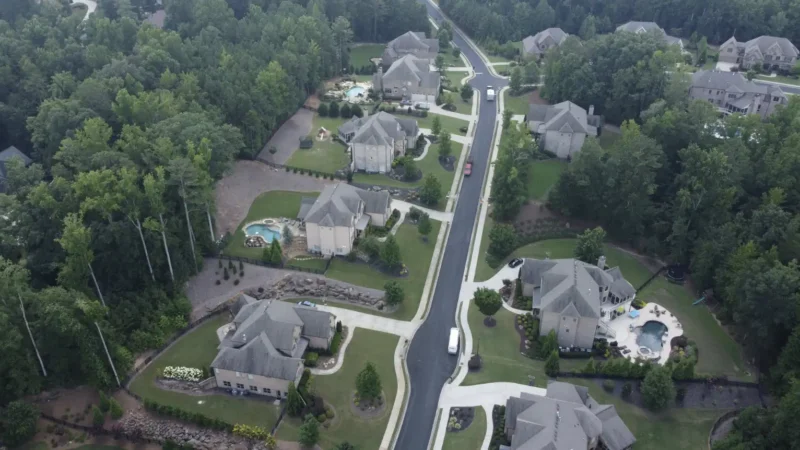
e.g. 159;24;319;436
419;128;471;144
317;305;415;338
392;199;453;223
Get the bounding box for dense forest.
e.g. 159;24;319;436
439;0;800;46
0;0;427;407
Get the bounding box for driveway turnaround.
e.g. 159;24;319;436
394;1;508;448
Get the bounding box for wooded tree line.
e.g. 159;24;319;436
0;0;423;407
440;0;800;47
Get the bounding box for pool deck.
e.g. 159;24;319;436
605;302;683;365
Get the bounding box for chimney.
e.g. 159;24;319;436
597;255;606;269
588;105;594;115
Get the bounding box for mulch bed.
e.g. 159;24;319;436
447;406;475;432
350;391;387;419
483;316;497;328
438;155;456;171
585;378;763;410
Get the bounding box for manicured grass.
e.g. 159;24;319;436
326;222;441;320
439;50;466;67
463;307;546;387
442;406;486;450
597;131;620;149
475;239;653;288
638;278;753;381
443;71;465;88
286;257;329;271
352;141;464;209
756;74;800;85
223;190;313;259
526;160;566;200
286;115;351;174
561;377;727;450
416;114;469;136
276;329;399;450
129;315;281;428
349;44;384;68
503;91;531;116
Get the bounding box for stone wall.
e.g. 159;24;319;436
119;411;269;450
245;273;385;309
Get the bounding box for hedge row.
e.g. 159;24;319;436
143;400;233;432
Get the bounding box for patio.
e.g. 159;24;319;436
604;302;684;365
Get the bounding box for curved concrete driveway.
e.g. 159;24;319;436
394;2;507;449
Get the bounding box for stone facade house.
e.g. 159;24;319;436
502;381;636;450
615;21;684;49
211;294;336;398
297;183;391;256
718;35;799;72
381;31;439;67
373;54;440;103
690;70;787;119
0;146;32;193
338;112;419;174
522;28;568;59
518;257;635;349
527;102;601;159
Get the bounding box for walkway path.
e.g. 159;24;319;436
427;104;474;121
392;199;453;222
419;128;471;144
413;137;433;162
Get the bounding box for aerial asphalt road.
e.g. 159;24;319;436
394;3;507;449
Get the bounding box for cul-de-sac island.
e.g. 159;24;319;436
1;0;799;449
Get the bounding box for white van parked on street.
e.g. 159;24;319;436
448;327;459;354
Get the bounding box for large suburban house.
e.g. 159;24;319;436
373;54;440;103
298;183;391;256
522;28;568;59
381;31;439;67
690;70;788;119
615;21;684;49
717;35;799;72
518;257;636;349
211;294;336;398
527;102;601;159
0;146;33;193
503;381;636;450
337;112;419;174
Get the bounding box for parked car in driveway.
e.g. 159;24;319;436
415;102;431;110
297;300;316;307
508;258;524;268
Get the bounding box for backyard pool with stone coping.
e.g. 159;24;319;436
608;302;683;365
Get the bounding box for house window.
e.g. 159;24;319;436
236;383;244;389
250;385;257;392
728;94;736;99
276;390;282;397
708;90;712;94
263;388;270;394
774;96;780;101
223;381;231;387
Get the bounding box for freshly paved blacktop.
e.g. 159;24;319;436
257;108;314;164
394;2;507;448
213;160;333;235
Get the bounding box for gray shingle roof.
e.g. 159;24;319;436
743;35;799;58
338;112;418;146
522;28;568;56
528;102;598;135
382;54;440;90
519;258;635;319
615;21;683;47
211;333;303;381
0;146;32;165
505;381;635;450
382;31;439;65
304;183;389;228
293;306;333;339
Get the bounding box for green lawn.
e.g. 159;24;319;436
327;222;441;320
503;91;531;116
638;278;753;381
442;406;486;450
416;114;469;136
129;315;281;428
286;115;351;174
443;71;465;89
286;257;329;271
526;160;566;200
349;44;384;68
561;378;727;450
597;131;620;149
756;74;800;85
276;329;399;450
223;190;313;259
439;50;466;67
352;141;464;209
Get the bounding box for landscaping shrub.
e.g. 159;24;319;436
318;103;329;117
459;126;468;133
336;320;343;333
109;398;124;420
641;366;675;411
233;424;270;440
92;406;105;428
143;400;233;432
234;279;240;285
1;401;39;448
468;354;482;370
99;392;111;412
621;382;633;399
304;352;319;367
602;380;615;392
544;350;560;376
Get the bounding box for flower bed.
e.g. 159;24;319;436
162;366;203;382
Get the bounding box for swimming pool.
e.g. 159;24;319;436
345;86;366;99
636;321;668;352
245;224;281;243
